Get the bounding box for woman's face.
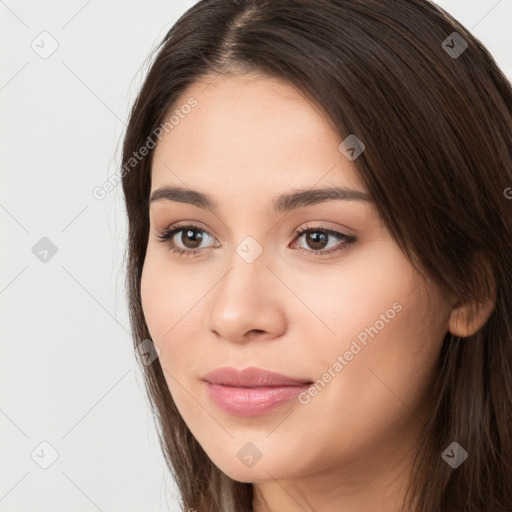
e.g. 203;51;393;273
141;72;453;501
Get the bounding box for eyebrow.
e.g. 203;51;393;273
149;185;371;213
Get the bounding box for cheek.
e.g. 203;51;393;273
291;239;446;413
286;238;430;355
140;253;171;341
140;250;207;367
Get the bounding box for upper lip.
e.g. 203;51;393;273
202;366;312;387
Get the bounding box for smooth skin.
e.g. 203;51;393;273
140;72;495;512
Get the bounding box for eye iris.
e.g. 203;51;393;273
181;228;204;249
306;230;328;250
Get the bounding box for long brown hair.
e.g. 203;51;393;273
121;1;512;510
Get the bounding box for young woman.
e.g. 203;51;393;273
121;1;512;510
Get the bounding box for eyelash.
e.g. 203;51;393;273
155;222;357;258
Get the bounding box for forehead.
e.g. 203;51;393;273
150;72;366;199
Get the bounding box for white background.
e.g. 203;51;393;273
1;1;511;511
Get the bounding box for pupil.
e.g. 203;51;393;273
307;231;327;250
182;229;203;249
178;229;330;251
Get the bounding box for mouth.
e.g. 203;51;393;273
201;366;313;417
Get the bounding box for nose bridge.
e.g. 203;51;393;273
207;236;283;342
216;237;268;311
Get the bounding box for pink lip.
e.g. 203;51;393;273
202;366;312;417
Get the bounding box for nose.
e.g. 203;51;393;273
207;246;287;344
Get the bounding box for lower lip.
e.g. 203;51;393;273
204;382;311;417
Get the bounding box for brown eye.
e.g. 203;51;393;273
303;230;329;250
292;225;357;256
176;227;207;249
156;223;218;257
